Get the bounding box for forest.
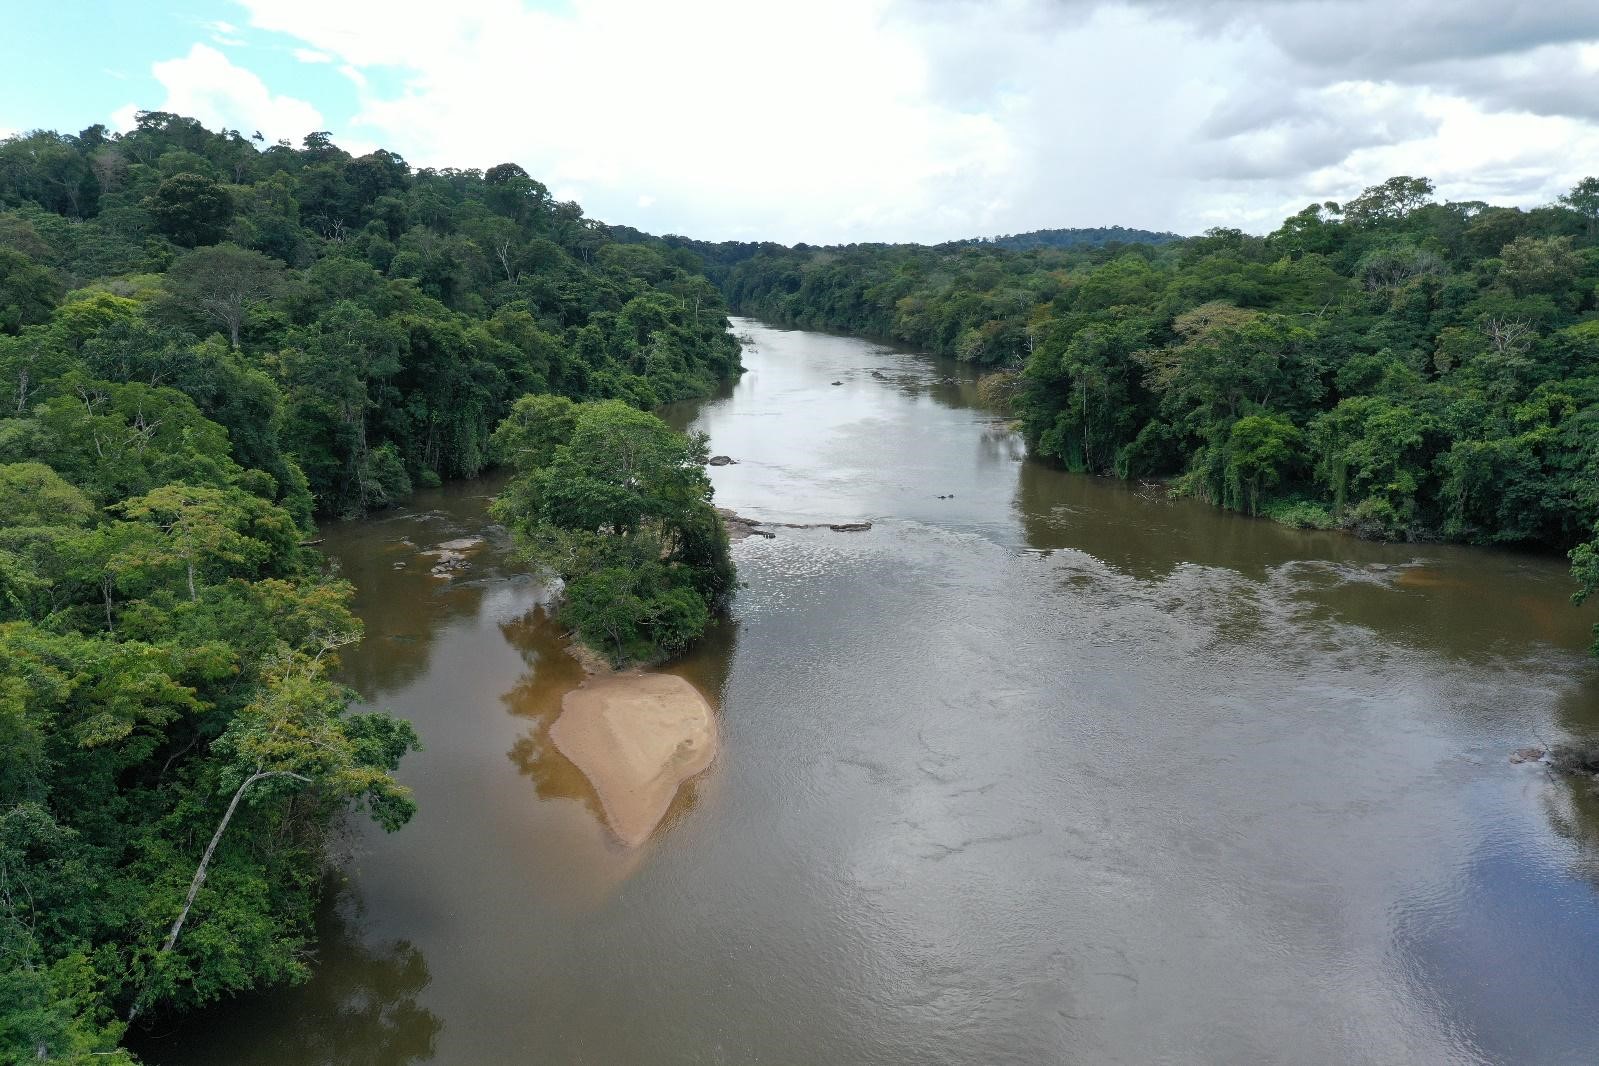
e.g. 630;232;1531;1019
0;113;742;1061
6;108;1599;1062
951;225;1184;251
720;176;1599;652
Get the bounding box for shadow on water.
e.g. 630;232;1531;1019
1011;449;1599;665
498;604;601;818
326;475;518;702
130;880;442;1066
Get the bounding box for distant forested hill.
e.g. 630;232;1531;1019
953;225;1184;250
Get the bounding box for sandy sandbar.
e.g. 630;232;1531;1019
549;673;718;846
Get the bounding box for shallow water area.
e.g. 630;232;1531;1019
139;318;1599;1065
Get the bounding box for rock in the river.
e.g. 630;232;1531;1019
423;536;485;578
1509;746;1547;764
829;521;872;532
831;380;843;386
428;551;468;577
717;506;775;541
550;673;718;846
708;455;738;466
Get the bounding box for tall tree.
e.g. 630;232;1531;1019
164;244;283;349
147;172;234;247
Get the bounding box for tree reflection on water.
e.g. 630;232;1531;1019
131;880;442;1066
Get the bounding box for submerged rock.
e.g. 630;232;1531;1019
550;673;718;846
829;522;872;532
708;455;738;466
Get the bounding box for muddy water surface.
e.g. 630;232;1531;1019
143;319;1599;1065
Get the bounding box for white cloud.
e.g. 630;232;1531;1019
208;20;247;48
292;47;334;64
141;44;324;145
227;0;1599;241
235;0;1011;241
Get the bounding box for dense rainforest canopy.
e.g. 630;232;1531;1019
0;113;743;1062
718;176;1599;653
5;107;1599;1062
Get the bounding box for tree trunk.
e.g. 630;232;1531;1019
128;768;308;1021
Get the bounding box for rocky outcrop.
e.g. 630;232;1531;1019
708;455;738;466
717;508;873;537
422;536;485;577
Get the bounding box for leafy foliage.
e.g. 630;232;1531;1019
491;397;734;664
0;112;743;519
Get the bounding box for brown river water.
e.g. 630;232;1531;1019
140;318;1599;1065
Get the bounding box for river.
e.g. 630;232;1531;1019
141;318;1599;1065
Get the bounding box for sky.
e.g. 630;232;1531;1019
4;0;1599;244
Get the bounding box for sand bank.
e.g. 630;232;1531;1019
549;673;718;846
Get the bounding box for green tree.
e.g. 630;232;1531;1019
1558;176;1599;237
1225;413;1302;514
131;648;418;1020
164;244;283;349
1573;529;1599;656
1342;175;1435;225
0;249;59;334
491;398;733;663
113;484;296;601
146;172;234;247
